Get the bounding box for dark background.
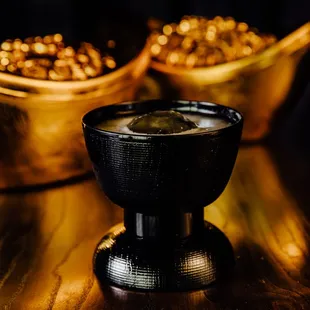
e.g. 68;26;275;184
0;0;309;149
2;0;308;38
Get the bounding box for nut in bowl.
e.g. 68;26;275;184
150;16;310;141
0;17;151;189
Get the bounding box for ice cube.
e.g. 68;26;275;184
127;110;198;134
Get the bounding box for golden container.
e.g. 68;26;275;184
151;23;310;141
0;40;151;189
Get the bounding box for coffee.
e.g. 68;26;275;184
97;110;231;135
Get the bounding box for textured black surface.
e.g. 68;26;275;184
82;100;243;291
94;221;235;291
83;100;243;213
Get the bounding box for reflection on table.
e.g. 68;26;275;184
0;145;309;309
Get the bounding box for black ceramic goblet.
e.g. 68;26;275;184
82;99;243;292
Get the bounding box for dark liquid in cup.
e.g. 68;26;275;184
97;110;231;135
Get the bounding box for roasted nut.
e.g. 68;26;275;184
0;34;117;80
22;65;48;80
151;16;277;68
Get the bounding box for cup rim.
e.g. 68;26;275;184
82;99;243;140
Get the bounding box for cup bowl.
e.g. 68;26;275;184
82;99;243;212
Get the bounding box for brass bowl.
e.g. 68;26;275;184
0;29;151;189
151;23;310;141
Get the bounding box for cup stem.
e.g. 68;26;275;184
124;207;204;240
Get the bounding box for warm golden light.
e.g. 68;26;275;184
185;53;197;68
237;22;249;32
208;25;217;33
163;24;173;36
225;19;236;30
0;34;151;188
54;59;66;67
53;33;63;43
24;60;33;68
205;31;216;41
7;64;17;73
0;142;308;307
17;60;24;68
181;37;193;49
105;57;116;69
151;20;310;141
167;52;179;64
12;39;22;50
0;58;9;66
47;43;57;55
180;20;190;33
1;42;11;51
150;15;278;70
48;69;58;80
0;34;118;81
34;36;43;42
34;42;48;54
84;65;97;77
0;51;8;58
43;35;53;44
0;179;122;308
205;55;216;66
151;43;161;55
157;35;168;45
77;54;89;63
283;243;303;258
189;17;199;28
242;46;252;56
20;43;29;52
207;146;308;272
64;46;75;57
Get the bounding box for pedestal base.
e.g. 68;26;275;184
94;221;234;292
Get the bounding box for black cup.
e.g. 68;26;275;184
82;99;243;291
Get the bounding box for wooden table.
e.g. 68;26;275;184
0;143;310;310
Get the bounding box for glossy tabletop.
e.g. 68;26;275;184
0;142;309;310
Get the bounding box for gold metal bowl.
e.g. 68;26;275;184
151;23;310;141
0;39;151;189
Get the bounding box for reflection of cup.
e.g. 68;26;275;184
102;285;209;310
82;99;243;291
